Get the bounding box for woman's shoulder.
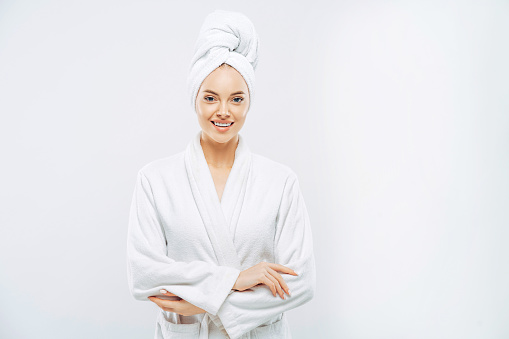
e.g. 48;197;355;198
251;153;298;182
137;151;186;179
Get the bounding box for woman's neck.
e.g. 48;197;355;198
200;133;239;168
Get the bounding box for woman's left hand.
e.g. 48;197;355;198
148;289;206;316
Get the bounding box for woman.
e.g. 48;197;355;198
127;9;316;339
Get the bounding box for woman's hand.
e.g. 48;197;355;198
148;290;206;316
233;262;298;299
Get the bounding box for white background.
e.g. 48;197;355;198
1;0;508;338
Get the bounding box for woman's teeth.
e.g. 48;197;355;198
213;121;233;127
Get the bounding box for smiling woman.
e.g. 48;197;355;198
195;63;250;143
126;9;316;339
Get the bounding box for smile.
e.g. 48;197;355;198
212;121;233;127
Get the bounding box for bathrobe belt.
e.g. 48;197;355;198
199;314;210;339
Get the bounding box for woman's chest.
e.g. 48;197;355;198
208;165;231;203
154;176;283;267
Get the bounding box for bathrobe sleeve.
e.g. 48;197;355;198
126;170;241;316
208;172;317;339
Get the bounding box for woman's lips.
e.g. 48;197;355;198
211;121;234;132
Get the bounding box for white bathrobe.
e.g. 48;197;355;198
127;131;316;339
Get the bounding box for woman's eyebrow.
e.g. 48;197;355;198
203;89;246;95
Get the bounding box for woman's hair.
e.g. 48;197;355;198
219;62;232;70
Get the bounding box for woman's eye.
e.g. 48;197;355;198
233;97;244;103
205;96;214;102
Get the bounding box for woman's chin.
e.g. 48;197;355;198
203;129;236;144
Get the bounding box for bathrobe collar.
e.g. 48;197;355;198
184;131;252;270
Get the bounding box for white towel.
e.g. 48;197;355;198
186;9;260;111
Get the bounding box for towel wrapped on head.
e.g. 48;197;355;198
186;9;260;111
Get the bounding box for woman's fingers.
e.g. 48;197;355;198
149;296;172;312
264;272;285;299
260;274;277;297
160;289;178;297
267;263;298;276
234;262;297;294
149;296;182;312
266;266;290;296
149;296;166;310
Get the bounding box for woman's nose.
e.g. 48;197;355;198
217;106;230;116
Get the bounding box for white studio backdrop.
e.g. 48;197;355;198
0;0;508;338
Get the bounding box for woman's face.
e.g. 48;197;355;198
195;65;250;144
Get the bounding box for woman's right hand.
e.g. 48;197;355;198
232;262;298;299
